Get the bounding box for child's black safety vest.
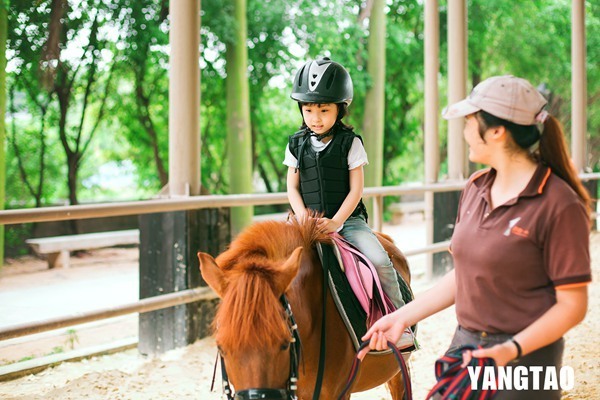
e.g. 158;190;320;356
288;126;368;221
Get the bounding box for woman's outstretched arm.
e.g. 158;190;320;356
359;269;457;358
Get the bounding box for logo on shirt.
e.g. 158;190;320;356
504;217;529;238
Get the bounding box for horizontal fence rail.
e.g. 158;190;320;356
0;287;217;341
403;240;452;257
0;174;597;344
1;174;597;225
0;181;469;225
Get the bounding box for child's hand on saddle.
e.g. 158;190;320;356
317;217;342;233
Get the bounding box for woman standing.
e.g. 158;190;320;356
361;75;591;399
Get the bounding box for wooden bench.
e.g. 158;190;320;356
388;201;426;224
26;229;140;269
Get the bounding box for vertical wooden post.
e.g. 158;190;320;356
138;209;229;355
0;4;7;267
431;0;468;277
424;0;439;280
138;0;212;356
169;0;201;197
372;195;383;232
447;0;467;181
363;0;387;225
571;0;586;172
226;0;254;237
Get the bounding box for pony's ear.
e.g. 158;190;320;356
275;247;303;296
198;252;226;297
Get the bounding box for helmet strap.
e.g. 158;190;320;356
310;129;334;142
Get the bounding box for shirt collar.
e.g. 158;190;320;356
474;164;552;206
521;164;552;197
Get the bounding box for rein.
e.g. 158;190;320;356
338;341;413;400
215;294;301;400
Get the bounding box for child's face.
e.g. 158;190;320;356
301;103;337;134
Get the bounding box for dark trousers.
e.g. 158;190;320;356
446;325;564;400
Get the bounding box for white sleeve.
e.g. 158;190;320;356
283;144;298;168
347;137;369;170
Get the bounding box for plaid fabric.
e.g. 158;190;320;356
426;345;497;400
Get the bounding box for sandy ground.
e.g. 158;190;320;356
0;231;598;399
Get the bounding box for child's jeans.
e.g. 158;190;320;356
339;215;405;309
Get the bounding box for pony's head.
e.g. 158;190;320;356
198;219;325;396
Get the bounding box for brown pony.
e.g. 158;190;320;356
199;217;412;399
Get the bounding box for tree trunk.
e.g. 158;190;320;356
362;0;386;218
40;0;67;89
225;0;253;237
9;83;50;209
0;3;7;266
135;83;168;186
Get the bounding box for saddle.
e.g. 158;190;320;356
316;234;414;351
329;233;395;326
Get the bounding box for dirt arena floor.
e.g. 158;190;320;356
0;232;598;399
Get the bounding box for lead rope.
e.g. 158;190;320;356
425;345;497;400
312;249;328;400
338;341;412;400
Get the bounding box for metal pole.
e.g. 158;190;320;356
169;0;201;196
571;0;586;172
424;0;439;280
447;0;467;180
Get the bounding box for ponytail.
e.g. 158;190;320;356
477;110;592;217
537;116;592;215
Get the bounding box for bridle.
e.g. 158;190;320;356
217;294;301;400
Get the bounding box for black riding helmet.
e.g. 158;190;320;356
291;57;353;105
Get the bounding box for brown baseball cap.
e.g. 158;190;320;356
442;75;548;125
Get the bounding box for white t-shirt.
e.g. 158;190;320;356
283;136;369;170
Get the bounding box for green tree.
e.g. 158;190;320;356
51;3;117;212
465;0;600;171
5;1;66;209
113;0;169;190
382;1;425;184
7;1;119;214
0;0;7;265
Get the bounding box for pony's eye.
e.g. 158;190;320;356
280;342;290;351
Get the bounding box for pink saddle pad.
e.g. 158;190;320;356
330;233;395;327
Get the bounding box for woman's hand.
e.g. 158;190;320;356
317;217;342;233
357;310;408;360
461;341;519;368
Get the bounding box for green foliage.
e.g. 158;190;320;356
463;0;600;171
3;0;599;220
383;1;425;184
3;223;31;258
64;328;79;350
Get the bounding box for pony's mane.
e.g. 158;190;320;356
214;215;329;351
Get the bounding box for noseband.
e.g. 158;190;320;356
218;295;301;400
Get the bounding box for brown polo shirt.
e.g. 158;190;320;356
450;165;591;334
